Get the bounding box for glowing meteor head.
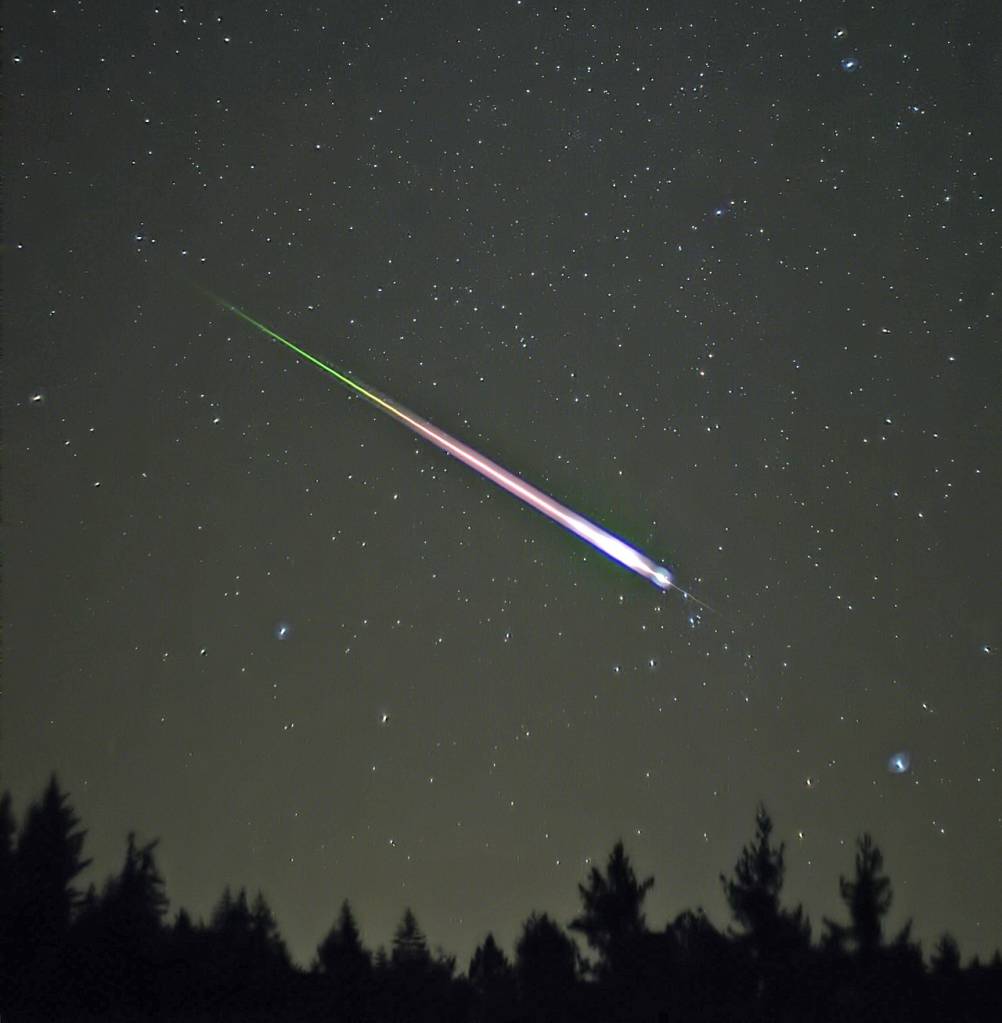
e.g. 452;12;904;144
651;566;673;591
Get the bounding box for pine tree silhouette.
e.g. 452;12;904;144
569;838;654;979
822;833;928;1023
15;774;91;935
932;932;961;974
7;775;91;1012
469;931;510;985
71;831;170;1014
317;898;370;972
205;884;291;1011
316;899;373;1019
515;911;580;1023
392;906;430;966
668;909;739;1021
721;804;808;950
105;832;170;931
823;833;894;960
384;908;461;1023
468;932;517;1023
720;804;810;1019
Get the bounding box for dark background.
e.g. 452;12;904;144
3;0;999;967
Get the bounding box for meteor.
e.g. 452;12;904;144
214;296;684;595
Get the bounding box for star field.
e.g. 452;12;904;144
4;1;1000;967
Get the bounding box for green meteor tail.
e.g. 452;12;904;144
204;291;394;416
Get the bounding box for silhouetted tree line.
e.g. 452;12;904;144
1;776;1000;1022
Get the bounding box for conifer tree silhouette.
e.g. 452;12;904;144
469;931;510;985
823;833;893;960
515;911;580;1023
822;833;928;1023
316;899;373;1018
720;804;810;1019
206;884;291;1009
317;898;370;973
71;831;169;1014
569;838;654;979
104;832;170;932
392;906;430;965
385;908;457;1023
468;932;517;1023
15;774;91;938
928;932;966;1021
7;775;91;1011
668;908;738;1020
165;904;204;1001
721;804;808;949
932;932;961;974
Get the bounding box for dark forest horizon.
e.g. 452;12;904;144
3;773;999;1022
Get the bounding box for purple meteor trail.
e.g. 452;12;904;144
216;297;679;593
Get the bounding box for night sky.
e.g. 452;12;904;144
4;1;1000;968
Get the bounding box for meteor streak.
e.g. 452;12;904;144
214;296;684;595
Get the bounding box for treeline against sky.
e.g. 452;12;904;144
1;776;999;1022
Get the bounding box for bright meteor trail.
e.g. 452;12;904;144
215;297;679;594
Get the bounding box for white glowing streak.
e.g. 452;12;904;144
385;399;671;588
